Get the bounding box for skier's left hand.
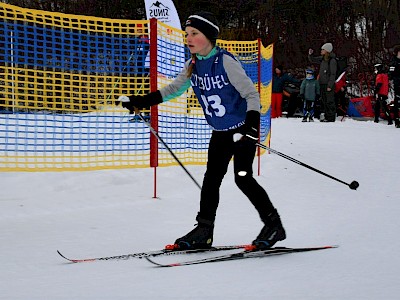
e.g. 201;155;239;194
241;110;260;142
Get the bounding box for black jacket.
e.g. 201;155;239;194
389;56;400;81
308;52;337;89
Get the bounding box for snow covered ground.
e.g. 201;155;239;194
1;117;399;300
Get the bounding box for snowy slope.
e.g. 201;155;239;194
1;118;399;300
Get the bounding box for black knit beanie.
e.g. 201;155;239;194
184;12;219;44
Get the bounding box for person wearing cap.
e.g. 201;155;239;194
271;65;300;118
308;42;337;122
129;23;151;122
121;12;285;251
389;45;400;128
299;67;320;122
373;64;392;125
134;23;150;75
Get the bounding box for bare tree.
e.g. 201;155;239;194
5;0;400;77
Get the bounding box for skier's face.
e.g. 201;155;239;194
185;26;213;56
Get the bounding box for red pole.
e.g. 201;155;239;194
269;44;273;155
149;18;158;198
257;38;262;176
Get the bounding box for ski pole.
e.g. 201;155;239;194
136;112;202;190
105;52;136;102
119;96;202;190
233;133;359;190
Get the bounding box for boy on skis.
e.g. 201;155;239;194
300;68;320;122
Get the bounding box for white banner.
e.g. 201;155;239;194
144;0;181;30
144;0;185;77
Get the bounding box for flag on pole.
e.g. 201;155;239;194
144;0;182;29
144;0;185;77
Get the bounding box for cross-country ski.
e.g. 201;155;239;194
145;246;338;267
57;245;248;263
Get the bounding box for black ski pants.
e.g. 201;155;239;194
374;94;392;122
393;78;400;125
320;84;336;121
198;130;275;223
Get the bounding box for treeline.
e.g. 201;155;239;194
6;0;400;78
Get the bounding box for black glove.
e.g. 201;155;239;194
242;110;260;142
121;90;163;113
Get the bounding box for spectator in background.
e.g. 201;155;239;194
308;43;337;122
129;23;151;122
389;45;400;128
373;63;392;125
271;65;300;118
299;68;320;122
134;23;150;75
334;63;348;116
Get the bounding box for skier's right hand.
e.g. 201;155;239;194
120;90;163;114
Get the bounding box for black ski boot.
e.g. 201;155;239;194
174;216;214;250
252;209;286;250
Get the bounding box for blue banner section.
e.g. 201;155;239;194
0;21;150;75
260;56;273;86
237;55;272;86
0;19;272;86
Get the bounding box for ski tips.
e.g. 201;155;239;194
57;250;77;263
57;250;95;263
57;250;72;261
326;245;339;249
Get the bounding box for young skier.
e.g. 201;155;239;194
299;68;320;122
121;12;286;250
373;64;392;125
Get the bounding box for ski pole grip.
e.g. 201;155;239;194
118;95;130;103
118;95;142;115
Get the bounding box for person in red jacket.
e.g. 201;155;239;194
373;64;392;125
271;65;300;118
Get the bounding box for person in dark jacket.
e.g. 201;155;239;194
271;65;300;118
308;43;337;122
389;45;400;128
120;11;286;251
